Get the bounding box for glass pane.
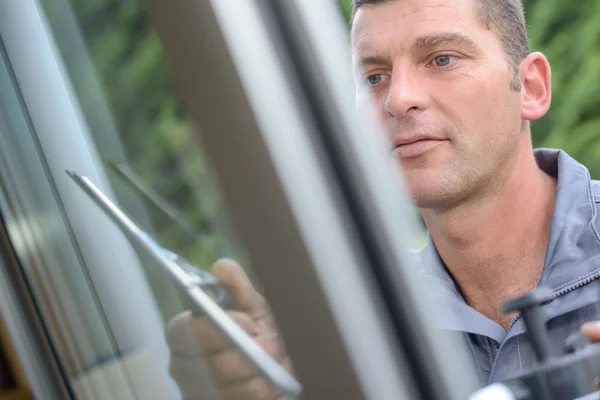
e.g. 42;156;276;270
41;0;247;322
0;0;296;398
0;32;126;400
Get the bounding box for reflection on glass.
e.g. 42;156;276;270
31;0;288;398
41;0;244;321
67;170;302;397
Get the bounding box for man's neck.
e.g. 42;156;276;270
421;141;557;330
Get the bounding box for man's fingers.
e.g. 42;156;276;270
206;332;285;387
218;376;279;400
168;352;216;399
211;258;259;313
190;311;258;354
211;259;271;318
216;357;295;400
166;310;258;355
581;321;600;342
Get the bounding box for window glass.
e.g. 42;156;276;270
41;0;247;321
1;0;296;398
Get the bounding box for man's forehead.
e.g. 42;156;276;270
351;0;476;49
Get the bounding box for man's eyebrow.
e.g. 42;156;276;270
413;32;481;54
356;55;390;68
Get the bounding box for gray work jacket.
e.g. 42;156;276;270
418;148;600;387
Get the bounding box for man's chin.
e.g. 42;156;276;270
407;184;454;210
398;167;455;207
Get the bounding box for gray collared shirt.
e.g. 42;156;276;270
417;148;600;387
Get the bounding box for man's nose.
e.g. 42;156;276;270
384;69;428;118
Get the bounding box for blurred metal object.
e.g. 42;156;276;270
65;170;303;398
494;287;600;400
160;248;237;310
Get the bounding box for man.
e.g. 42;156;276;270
167;0;600;397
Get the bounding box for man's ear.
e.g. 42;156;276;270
519;52;552;121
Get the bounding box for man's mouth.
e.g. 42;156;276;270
392;135;446;158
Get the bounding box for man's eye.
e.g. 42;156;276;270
431;55;458;68
366;74;383;85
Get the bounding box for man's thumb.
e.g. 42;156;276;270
211;258;261;314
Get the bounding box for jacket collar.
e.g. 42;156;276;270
420;149;600;341
536;149;600;292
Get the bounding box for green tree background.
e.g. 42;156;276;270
39;0;600;320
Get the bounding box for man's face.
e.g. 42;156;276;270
351;0;525;209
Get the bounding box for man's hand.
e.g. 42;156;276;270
166;259;294;400
582;322;600;342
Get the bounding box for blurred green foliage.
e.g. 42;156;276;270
338;0;600;178
41;0;231;265
40;0;240;320
524;0;600;177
